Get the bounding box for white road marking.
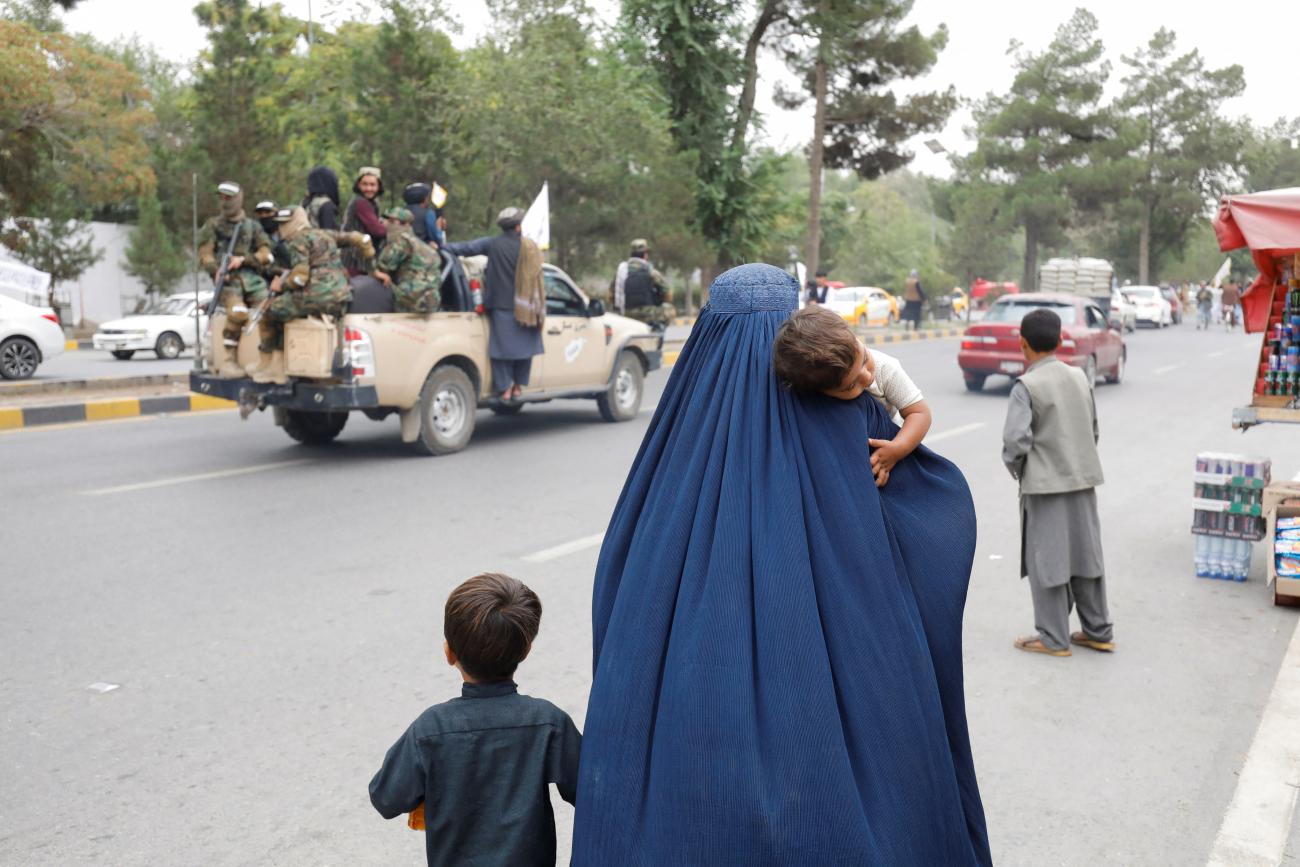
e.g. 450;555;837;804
1206;615;1300;866
1209;350;1226;358
1154;363;1183;375
927;422;986;443
83;459;313;496
521;532;605;563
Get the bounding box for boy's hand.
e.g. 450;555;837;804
868;437;907;488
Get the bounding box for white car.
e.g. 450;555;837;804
1110;288;1137;332
94;293;212;360
1123;285;1172;328
0;294;66;379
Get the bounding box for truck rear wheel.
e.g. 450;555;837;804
283;410;348;445
416;365;476;455
597;351;644;422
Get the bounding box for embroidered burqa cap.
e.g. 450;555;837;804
573;263;991;865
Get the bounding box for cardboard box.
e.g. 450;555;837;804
284;317;337;379
1265;484;1300;599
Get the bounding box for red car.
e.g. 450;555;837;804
958;293;1126;391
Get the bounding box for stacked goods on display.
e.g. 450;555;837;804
1278;517;1300;579
1038;257;1114;295
1255;256;1300;399
1192;453;1271;581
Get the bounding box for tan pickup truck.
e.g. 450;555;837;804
190;254;663;455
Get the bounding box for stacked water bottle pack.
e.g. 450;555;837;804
1192;452;1272;581
1278;517;1300;579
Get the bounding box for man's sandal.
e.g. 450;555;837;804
1070;631;1115;653
1013;635;1071;657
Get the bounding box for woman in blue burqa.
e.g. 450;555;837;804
572;264;992;865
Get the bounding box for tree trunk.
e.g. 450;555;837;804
1138;199;1151;285
805;46;829;283
731;0;781;157
1022;223;1039;293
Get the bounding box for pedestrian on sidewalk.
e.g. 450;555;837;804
1221;280;1241;330
1002;308;1114;657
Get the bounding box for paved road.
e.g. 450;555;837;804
25;350;196;383
3;321;1298;866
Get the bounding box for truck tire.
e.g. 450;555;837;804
597;351;643;422
416;365;476;455
283;410;348;445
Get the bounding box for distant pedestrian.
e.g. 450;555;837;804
1002;308;1114;657
444;207;546;401
1196;283;1214;330
805;268;830;305
902;269;926;331
1221;280;1241;330
369;572;581;867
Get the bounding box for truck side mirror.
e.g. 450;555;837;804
587;299;605;317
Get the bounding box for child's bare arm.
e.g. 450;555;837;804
867;400;932;488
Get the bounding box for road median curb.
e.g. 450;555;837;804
0;372;187;398
0;392;234;431
858;327;965;345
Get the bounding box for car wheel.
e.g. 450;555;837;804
283;409;348;445
0;336;39;380
598;351;644;422
489;402;524;417
857;314;868;328
416;364;476;455
1104;349;1125;384
111;350;136;360
1084;355;1098;387
964;375;986;392
155;331;184;359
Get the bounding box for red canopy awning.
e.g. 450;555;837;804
1214;188;1300;332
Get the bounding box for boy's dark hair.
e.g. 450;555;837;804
444;573;542;682
1021;308;1062;352
772;306;858;393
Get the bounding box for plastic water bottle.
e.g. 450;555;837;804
1194;535;1208;577
1209;536;1224;579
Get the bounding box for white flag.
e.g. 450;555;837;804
522;181;550;251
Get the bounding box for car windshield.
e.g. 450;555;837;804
151;296;194;315
984;300;1077;325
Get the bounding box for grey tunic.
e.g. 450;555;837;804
445;231;544;361
1002;373;1106;588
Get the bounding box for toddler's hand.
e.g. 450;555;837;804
867;437;906;488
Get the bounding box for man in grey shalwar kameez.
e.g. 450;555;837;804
1001;308;1115;657
444;207;543;400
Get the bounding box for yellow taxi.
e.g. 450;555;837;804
826;287;898;327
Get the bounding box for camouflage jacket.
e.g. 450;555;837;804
282;229;351;305
377;228;440;285
197;216;274;278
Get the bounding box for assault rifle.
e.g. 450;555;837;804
206;222;243;317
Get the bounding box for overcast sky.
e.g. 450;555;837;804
64;0;1299;177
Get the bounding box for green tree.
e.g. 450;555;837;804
1243;118;1300;193
773;0;954;280
123;192;187;301
942;180;1017;285
1112;28;1244;283
968;9;1113;291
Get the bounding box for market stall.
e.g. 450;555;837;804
1213;187;1300;428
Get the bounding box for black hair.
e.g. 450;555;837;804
1021;308;1062;353
814;268;828;277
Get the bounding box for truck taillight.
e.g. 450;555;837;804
344;327;375;378
469;278;484;314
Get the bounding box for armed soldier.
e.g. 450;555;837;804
372;207;441;314
612;238;674;331
197;181;275;377
248;206;358;384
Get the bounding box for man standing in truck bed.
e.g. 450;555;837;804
198;181;275;377
612;239;674;331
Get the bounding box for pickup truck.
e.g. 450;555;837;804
189;251;663;455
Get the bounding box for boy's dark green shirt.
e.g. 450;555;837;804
369;681;581;867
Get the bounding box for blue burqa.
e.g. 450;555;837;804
572;265;991;866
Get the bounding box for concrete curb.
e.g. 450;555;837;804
63;339;94;351
0;372;187;398
0;393;234;430
858;327;965;345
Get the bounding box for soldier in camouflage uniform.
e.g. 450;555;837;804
248;206;356;384
611;238;674;331
197;182;275;377
373;207;441;314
